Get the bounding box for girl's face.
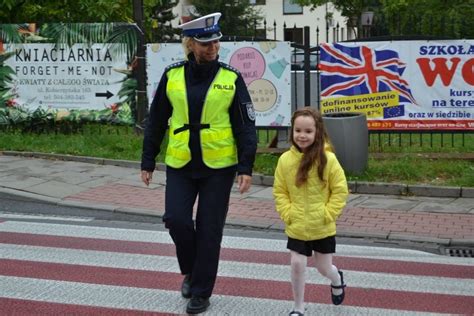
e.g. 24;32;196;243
293;115;316;152
191;39;220;64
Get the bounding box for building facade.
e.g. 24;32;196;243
171;0;354;46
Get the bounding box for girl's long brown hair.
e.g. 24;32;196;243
290;107;330;186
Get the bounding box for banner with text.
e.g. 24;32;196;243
146;42;292;127
320;40;473;130
2;43;133;124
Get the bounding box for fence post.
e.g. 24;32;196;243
316;27;320;110
303;26;311;107
132;0;148;130
397;13;401;35
273;20;277;40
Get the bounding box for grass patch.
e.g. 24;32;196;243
347;157;473;187
1;125;473;187
1;125;143;161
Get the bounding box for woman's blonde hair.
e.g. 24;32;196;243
182;37;194;58
290;107;330;186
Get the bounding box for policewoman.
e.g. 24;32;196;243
140;12;257;314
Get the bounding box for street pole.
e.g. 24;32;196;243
303;26;311;107
325;2;329;42
132;0;148;131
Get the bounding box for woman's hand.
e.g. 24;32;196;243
141;170;153;186
237;174;252;194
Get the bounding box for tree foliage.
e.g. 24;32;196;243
378;0;474;38
190;0;264;38
0;0;133;24
295;0;368;19
0;0;180;42
150;0;179;41
292;0;474;38
292;0;380;38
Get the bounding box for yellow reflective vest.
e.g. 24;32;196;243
165;65;238;169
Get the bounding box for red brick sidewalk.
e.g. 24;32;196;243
65;183;474;243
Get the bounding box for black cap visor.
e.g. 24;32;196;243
193;31;223;43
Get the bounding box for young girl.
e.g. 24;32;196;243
273;107;349;315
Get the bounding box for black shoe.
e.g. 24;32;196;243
330;270;346;305
181;274;192;299
186;296;210;314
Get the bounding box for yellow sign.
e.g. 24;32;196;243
321;91;399;118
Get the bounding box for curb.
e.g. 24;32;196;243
2;151;472;198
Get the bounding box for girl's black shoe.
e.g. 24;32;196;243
330;270;346;305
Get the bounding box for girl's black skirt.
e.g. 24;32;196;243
287;235;336;257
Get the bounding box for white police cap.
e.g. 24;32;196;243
179;12;223;43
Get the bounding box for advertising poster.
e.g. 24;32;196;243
320;40;473;130
146;41;292;127
2;42;134;124
4;43;128;110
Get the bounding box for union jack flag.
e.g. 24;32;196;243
319;43;417;104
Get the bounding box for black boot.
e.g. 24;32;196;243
181;274;192;299
186;296;210;314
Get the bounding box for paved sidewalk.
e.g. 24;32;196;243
0;152;473;255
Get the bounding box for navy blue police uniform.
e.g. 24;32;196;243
141;53;257;299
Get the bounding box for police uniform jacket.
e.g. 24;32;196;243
273;146;349;241
141;53;257;177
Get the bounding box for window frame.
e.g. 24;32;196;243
283;0;303;15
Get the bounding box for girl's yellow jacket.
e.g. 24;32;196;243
273;146;349;241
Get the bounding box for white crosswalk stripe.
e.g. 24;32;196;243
0;212;94;222
1;219;473;315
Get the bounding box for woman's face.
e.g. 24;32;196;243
191;39;220;64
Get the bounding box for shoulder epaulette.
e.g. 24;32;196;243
165;60;187;72
219;62;240;74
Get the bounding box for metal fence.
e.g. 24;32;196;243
241;20;473;150
4;18;470;151
257;128;472;151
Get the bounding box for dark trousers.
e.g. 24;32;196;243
163;169;235;298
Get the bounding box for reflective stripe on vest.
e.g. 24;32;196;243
165;65;238;169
